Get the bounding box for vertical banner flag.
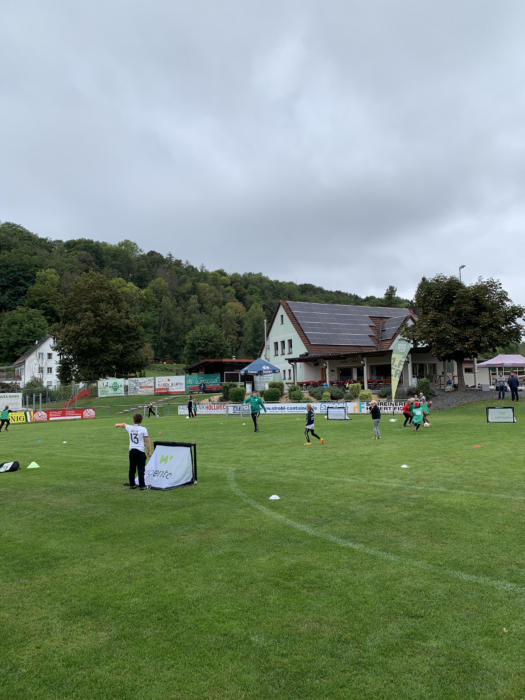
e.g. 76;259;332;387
390;335;412;400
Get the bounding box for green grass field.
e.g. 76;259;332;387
1;401;524;698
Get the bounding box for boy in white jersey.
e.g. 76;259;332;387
115;413;152;490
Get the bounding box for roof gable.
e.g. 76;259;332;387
284;301;413;352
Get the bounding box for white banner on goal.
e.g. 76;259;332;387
139;442;197;489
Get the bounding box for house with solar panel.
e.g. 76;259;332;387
262;301;478;392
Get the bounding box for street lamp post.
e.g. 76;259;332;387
459;264;466;282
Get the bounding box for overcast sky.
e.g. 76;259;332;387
2;0;525;304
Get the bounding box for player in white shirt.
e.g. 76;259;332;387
115;413;152;490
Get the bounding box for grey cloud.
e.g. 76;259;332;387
2;0;525;306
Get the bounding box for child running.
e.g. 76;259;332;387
402;398;413;427
304;404;324;445
411;401;428;432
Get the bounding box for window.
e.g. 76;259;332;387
38;366;44;374
274;342;279;357
288;369;292;380
282;370;286;380
287;339;292;354
47;367;53;374
37;352;44;360
47;382;53;388
280;314;284;324
47;353;53;360
413;363;437;379
280;340;285;355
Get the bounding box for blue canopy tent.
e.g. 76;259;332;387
239;358;281;375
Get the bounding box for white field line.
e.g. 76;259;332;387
227;469;525;594
209;464;525;502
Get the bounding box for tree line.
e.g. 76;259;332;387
0;222;409;379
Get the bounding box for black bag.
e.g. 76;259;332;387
0;461;20;473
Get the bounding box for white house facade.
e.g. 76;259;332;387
14;335;61;388
263;301;480;392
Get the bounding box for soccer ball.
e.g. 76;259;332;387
423;422;430;427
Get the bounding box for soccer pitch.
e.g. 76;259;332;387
1;402;524;698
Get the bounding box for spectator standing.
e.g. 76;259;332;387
508;372;519;401
369;400;381;439
495;372;507;400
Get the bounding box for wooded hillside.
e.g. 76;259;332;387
0;222;409;369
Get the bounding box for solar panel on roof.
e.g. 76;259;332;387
287;300;409;347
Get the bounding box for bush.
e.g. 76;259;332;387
308;386;324;400
263;387;281;402
220;382;238;401
417;378;431;397
22;378;46;400
346;382;361;399
268;381;284;396
229;387;246;403
359;390;372;401
288;389;304;402
328;386;344;400
321;391;331;401
378;386;391;398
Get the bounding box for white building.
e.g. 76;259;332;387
14;335;61;389
263;301;479;391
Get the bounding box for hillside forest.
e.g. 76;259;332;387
0;222;409;379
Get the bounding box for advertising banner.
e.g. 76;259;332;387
0;393;23;411
154;376;186;395
141;442;197;489
185;373;221;391
178;402;228;415
98;378;125;397
360;401;405;414
128;377;155;395
390;334;412;400
227;402;359;415
31;409;97;422
9;411;31;424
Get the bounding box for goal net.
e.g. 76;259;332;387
326;405;348;420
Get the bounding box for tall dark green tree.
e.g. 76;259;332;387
184;324;231;364
404;275;524;390
240;302;265;357
0;307;49;363
52;271;150;381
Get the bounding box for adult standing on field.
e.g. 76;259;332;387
243;391;267;432
369;400;381;439
115;413;152;490
495;372;507;400
507;372;519;401
188;396;196;418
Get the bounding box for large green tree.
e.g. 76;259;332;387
404;275;524;389
0;307;49;363
52;271;150;381
184;324;231;364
